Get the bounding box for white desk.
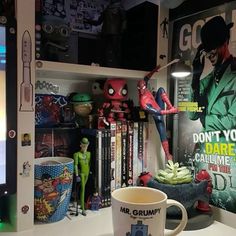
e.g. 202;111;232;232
1;207;236;236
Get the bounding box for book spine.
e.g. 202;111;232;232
106;129;111;206
103;129;108;207
101;129;105;207
143;122;149;172
121;121;128;187
127;121;134;186
137;121;144;175
96;130;103;202
110;121;117;192
115;121;122;189
132;122;139;185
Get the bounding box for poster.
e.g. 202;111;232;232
41;0;110;35
69;0;109;34
171;2;236;213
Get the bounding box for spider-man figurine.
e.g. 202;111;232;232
137;66;178;160
98;78;130;128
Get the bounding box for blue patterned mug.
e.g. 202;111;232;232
34;156;74;223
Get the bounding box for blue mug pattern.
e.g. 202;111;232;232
34;157;74;223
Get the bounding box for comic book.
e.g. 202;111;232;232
170;1;236;213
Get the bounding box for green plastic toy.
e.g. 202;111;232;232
71;93;93;128
73;137;91;216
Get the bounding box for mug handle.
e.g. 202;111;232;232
165;199;188;236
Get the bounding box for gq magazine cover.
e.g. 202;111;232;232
170;1;236;213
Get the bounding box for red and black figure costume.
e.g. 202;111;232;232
98;78;129;128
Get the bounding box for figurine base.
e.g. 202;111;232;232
166;208;214;231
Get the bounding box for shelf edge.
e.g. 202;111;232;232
35;60;151;80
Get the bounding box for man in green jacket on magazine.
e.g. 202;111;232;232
189;16;236;132
188;16;236;213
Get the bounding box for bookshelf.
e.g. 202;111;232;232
1;0;235;233
1;0;168;232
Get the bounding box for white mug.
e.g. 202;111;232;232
111;186;188;236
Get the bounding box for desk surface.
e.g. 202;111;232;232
1;207;236;236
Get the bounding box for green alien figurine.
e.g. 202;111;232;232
73;137;91;216
71;93;93;128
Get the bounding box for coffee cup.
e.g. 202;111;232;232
111;186;188;236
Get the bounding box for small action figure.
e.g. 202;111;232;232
86;192;102;211
160;17;168;38
137;66;178;160
91;79;106;112
73;137;91;216
195;169;213;212
98;78;130;128
71;93;93;128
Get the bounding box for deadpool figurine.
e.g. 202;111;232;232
98;78;130;128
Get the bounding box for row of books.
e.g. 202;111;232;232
80;120;149;208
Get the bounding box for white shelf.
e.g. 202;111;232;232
2;207;236;236
36;60;150;81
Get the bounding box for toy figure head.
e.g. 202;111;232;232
137;80;147;95
23;133;30;142
92;79;106;95
104;78;128;100
71;93;93;117
137;172;152;186
41;173;53;189
42;95;53;105
80;137;90;153
195;169;211;182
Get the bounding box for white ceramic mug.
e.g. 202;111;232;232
111;186;188;236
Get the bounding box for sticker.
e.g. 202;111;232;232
21;133;31;146
8;130;16;138
21;205;30;214
19;30;34;112
20;161;31;177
